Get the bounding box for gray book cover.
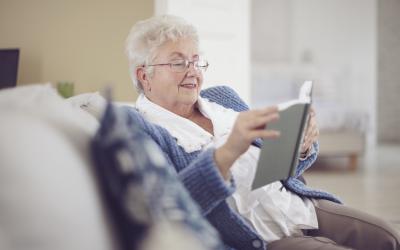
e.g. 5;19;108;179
252;81;312;190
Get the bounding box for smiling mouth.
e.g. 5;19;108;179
179;83;197;89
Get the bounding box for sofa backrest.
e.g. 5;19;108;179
0;84;118;250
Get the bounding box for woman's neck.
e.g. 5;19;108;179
144;95;214;135
144;94;197;118
172;104;198;119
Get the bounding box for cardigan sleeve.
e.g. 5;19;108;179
122;106;235;216
200;85;250;112
161;147;236;216
156;147;236;216
175;148;236;215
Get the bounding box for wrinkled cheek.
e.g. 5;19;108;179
197;76;203;90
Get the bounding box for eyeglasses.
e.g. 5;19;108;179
145;58;209;73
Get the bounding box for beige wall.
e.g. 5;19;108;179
0;0;153;101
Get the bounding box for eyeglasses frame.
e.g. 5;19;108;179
144;58;209;73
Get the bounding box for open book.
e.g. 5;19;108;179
252;81;313;190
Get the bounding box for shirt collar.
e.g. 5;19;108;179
135;93;238;153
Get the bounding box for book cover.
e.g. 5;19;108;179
252;81;313;190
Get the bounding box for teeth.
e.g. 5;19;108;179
181;84;196;87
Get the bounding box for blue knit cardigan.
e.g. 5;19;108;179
122;86;341;250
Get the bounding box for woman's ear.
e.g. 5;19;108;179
136;67;151;92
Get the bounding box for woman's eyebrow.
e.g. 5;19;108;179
168;52;199;60
168;52;185;59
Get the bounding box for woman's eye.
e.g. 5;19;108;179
172;63;185;67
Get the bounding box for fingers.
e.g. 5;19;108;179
239;106;279;129
301;138;313;153
250;113;279;129
301;131;314;152
301;111;319;152
253;106;279;116
249;129;280;140
309;107;316;117
224;106;280;158
306;118;317;136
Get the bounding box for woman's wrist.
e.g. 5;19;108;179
214;145;237;180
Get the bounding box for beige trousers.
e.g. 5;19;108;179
268;199;400;250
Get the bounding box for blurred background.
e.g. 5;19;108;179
1;0;399;231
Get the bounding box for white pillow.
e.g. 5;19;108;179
0;84;99;136
0;84;117;250
66;92;107;121
66;92;136;121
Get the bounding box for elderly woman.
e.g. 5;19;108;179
124;15;399;250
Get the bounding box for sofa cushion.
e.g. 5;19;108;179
91;102;224;250
0;84;117;250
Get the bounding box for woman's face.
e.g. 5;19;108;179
142;38;203;112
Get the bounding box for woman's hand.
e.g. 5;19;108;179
214;106;280;179
300;107;319;156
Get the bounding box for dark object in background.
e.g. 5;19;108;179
0;49;19;89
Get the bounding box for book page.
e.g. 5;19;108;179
277;81;312;111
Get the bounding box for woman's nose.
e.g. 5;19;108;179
187;61;201;75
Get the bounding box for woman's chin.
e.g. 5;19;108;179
180;93;198;106
180;86;198;94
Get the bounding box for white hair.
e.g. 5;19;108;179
125;15;199;93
